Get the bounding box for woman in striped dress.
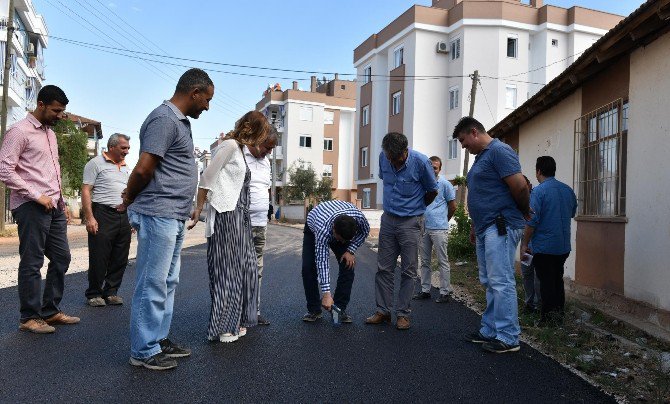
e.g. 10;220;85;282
189;111;271;342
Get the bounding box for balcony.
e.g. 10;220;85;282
269;146;283;160
0;70;27;107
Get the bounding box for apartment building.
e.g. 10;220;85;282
254;77;357;203
353;0;623;209
65;113;103;157
0;0;48;127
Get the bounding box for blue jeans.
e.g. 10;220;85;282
475;224;522;346
128;211;185;359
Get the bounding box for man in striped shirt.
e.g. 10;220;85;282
301;200;370;322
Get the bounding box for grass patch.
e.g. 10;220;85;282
449;260;670;402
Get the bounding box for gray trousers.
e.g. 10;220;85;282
419;229;452;295
376;213;421;318
251;226;267;315
521;260;541;309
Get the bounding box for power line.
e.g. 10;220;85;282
498;50;586;79
477;79;496;125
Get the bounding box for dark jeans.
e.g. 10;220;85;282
85;203;132;299
301;225;355;314
12;201;71;322
533;252;570;320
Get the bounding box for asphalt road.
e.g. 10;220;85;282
0;224;614;403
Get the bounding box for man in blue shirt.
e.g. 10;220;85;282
414;156;457;303
365;132;438;330
520;156;577;326
454;117;530;354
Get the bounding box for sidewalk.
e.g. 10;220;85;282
0;223;207;289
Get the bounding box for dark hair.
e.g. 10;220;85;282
175;68;214;94
37;85;68;105
333;215;358;241
452;116;485;139
381;132;408;160
536;156;556;177
429;155;442;168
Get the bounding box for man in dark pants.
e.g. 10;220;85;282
0;85;80;334
82;133;132;307
301;200;370;323
521;156;577;326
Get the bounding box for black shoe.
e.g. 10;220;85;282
464;331;494;344
413;291;431;300
302;312;323;322
257;315;270;326
340;312;353;324
129;352;177;370
435;294;450;303
482;339;520;353
159;338;191;358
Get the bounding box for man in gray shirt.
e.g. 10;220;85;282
122;68;214;371
82;134;131;307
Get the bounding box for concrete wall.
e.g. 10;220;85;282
285;101;325;177
517;89;581;279
624;31;670;311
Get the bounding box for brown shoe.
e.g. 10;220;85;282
19;318;55;334
364;312;391;325
105;295;124;305
396;316;410;330
44;312;80;325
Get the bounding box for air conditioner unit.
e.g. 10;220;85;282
27;43;35;56
436;41;449;54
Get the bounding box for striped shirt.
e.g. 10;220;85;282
0;114;62;210
306;200;370;293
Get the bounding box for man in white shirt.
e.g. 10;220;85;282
244;130;278;325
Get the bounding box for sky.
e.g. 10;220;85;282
32;0;644;168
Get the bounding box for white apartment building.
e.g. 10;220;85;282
0;0;48;127
255;77;358;203
353;0;623;209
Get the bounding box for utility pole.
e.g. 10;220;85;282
458;70;478;206
0;0;15;232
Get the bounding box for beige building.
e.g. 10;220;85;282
490;0;670;333
255;77;358;203
353;0;623;209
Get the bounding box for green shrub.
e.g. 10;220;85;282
448;204;476;260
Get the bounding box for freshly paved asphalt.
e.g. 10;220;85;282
0;224;614;403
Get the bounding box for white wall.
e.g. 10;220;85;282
284;101;324;178
337;110;355;189
517;89;581;279
624;31;670;311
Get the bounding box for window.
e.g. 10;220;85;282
362;188;371;209
362;105;370;126
507;35;518;58
324;111;334;125
551;38;558;47
505;85;517;109
448;139;458;159
393;46;404;68
360;147;368;167
574;99;628;217
340;85;346;90
363;65;372;84
450;37;461;60
299;106;313;121
392;91;402;116
322;164;333;177
449;87;459;110
324;138;333;151
299;135;312;148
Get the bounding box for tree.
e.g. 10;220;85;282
315;176;334;203
53;119;88;197
284;159;334;203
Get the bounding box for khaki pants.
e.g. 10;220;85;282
251;226;267;314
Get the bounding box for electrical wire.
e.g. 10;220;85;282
477;79;497;125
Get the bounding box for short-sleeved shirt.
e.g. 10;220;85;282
244;146;271;227
82;152;129;207
528;177;577;255
467;139;525;235
424;177;456;230
379;149;438;217
128;101;198;221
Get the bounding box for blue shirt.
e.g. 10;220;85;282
129;101;198;221
424;177;456;230
528;177;577;255
467;139;525;235
379;149;438;217
306;200;370;293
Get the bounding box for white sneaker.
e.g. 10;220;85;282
239;327;247;337
219;333;239;343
